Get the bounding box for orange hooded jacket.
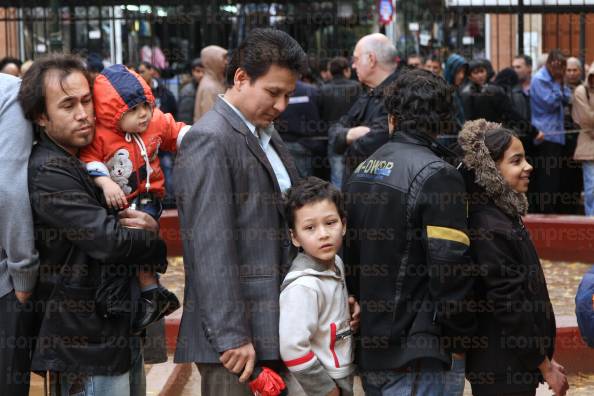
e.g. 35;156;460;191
79;64;189;200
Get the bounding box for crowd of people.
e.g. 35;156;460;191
0;26;585;396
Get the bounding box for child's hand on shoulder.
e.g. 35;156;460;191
96;177;128;209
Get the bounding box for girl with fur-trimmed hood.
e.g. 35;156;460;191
457;119;568;396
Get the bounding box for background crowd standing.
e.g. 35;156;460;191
3;36;589;215
0;25;588;396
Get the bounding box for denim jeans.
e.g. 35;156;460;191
50;338;145;396
361;357;465;396
583;161;594;216
328;138;345;188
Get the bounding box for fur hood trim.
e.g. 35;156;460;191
458;119;529;218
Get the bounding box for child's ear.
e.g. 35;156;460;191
341;218;347;237
290;229;301;248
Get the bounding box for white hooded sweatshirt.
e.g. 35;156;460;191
279;253;354;394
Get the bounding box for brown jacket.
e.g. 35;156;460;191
193;73;225;122
573;62;594;161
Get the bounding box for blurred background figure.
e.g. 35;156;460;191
276;77;322;178
566;57;584;91
319;56;362;187
572;62;594;215
563;56;584;214
406;53;423;69
443;53;468;134
424;55;442;76
178;58;204;124
193;45;227;122
0;57;21;77
319;57;332;83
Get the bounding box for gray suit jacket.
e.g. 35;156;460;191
173;98;299;363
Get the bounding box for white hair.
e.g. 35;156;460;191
567;57;582;69
361;34;397;67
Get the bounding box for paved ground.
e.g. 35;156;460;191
28;258;594;395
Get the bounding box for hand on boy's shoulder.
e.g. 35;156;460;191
348;296;361;333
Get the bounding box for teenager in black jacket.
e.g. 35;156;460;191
457;119;568;396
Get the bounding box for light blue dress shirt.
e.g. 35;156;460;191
220;95;292;193
530;66;572;145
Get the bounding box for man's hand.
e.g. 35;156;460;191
220;343;256;383
15;291;32;304
348;296;361;332
96;176;127;209
118;208;159;233
346;126;371;145
539;357;569;396
535;131;545;142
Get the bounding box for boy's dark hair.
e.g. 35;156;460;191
514;54;533;67
225;28;307;86
285;177;345;229
384;69;454;136
18;54;90;122
329;56;350;77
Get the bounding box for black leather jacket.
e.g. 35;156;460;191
344;128;476;370
28;133;167;375
329;69;400;182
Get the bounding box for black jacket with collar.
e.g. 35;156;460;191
329;69;400;182
343;128;476;370
464;197;555;395
457;119;555;394
28;133;167;375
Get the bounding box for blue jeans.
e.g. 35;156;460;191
361;357;465;396
51;339;145;396
328;138;345;188
583;161;594;216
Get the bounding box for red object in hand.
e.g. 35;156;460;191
248;367;286;396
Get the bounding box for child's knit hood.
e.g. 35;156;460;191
93;64;155;132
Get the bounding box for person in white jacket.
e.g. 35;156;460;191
280;177;359;396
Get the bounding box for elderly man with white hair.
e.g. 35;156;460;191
566;56;583;91
329;33;400;182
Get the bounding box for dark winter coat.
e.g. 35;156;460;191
458;119;556;395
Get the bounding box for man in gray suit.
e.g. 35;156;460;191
173;29;306;395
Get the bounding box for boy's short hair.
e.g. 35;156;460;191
285;177;345;229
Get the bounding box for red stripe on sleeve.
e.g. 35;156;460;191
284;351;315;367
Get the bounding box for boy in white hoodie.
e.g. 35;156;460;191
280;177;358;396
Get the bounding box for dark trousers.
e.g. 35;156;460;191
0;290;35;396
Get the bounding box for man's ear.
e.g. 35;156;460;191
290;229;301;248
36;113;49;128
234;68;250;90
368;52;377;68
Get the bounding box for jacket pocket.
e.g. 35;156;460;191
329;321;353;369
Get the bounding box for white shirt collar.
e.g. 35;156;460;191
219;94;272;148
